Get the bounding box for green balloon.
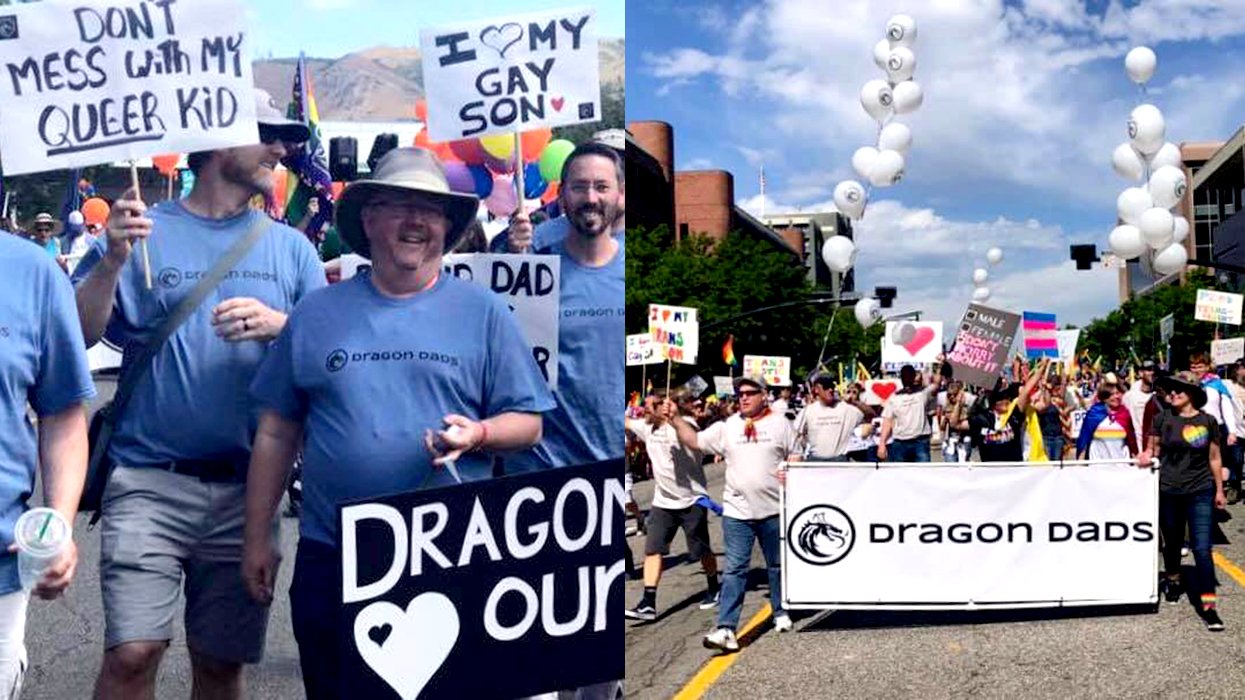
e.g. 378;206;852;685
539;139;576;183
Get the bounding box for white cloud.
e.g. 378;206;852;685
682;157;715;169
309;0;355;9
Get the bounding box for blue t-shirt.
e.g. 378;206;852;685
71;201;325;468
250;269;556;546
0;235;95;593
506;237;625;472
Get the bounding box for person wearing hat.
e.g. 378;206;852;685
796;375;865;461
666;375;801;652
1123;360;1157;443
241;146;555;698
969;358;1050;463
73;88;327;699
1146;371;1226;631
28;213;64;266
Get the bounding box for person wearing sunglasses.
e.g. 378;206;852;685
666;375;800;652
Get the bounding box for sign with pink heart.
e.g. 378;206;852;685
881;321;943;364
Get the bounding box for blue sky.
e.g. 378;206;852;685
248;0;624;59
628;0;1245;329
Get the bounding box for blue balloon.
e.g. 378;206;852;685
468;165;493;199
523;162;547;199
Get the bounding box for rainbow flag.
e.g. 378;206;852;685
1022;311;1058;359
283;53;334;246
722;335;737;366
628;391;641;409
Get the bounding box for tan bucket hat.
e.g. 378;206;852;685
335;147;480;259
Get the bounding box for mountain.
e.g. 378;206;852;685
253;39;625;122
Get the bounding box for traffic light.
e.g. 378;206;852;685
1070;244;1099;270
874;286;897;308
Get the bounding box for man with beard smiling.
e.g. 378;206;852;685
72;89;326;700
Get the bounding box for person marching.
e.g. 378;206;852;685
796;376;865;462
877;363;944;462
969;358;1050;463
1075;383;1140;461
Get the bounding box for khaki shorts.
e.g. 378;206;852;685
99;465;277;664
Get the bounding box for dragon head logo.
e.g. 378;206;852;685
787;505;855;566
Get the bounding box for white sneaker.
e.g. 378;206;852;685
774;612;793;632
703;627;739;652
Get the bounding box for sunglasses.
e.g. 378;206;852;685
736;389;762;398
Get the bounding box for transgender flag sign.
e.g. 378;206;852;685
1023;312;1059;359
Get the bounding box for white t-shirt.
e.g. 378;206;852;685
881;386;936;440
937;390;976;440
697;410;799;520
1122;385;1152;444
796;401;864;459
626;417;707;510
1088;415;1131;461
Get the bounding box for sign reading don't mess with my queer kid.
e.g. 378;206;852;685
0;0;259;175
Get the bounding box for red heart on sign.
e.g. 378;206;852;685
870;382;898;401
903;326;936;356
662;310;671;322
552;97;565;111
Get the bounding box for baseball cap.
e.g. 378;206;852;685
733;375;768;392
253;88;310;143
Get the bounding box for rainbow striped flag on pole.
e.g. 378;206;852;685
283;53;334;246
1023;311;1059;359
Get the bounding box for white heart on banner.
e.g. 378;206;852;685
354;593;460;700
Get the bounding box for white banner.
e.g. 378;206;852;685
648;303;697;365
419;7;600;142
1212;337;1245;366
882;321;942;364
626;333;659;367
1196;289;1243;325
1056;329;1081;364
0;0;259;175
782;463;1158;609
713;376;733;396
742;355;791;387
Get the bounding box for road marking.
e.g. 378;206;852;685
1214;551;1245;588
672;603;773;700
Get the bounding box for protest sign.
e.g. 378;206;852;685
339;459;624;699
648;304;698;365
1022;312;1058;359
681;375;709;397
881;321;942;365
625;334;658;367
1071;409;1087;437
713;376;734;396
743;355;791;387
419;8;600;141
1056;329;1081;365
1212;338;1245;366
1196;289;1243;325
0;0;259;175
1160;314;1175;345
946;304;1022;391
862;379;902;406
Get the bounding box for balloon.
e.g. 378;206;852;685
821;235;857;273
832;180;867;220
851;146;879;180
1125;46;1157;85
873;39;891;70
539;139;576;183
541;181;560;204
82;198;110;226
523;162;547;199
973;287;991;302
480;133;515;160
892;323;916;345
67;211;84;227
1149;142;1182;170
868;149;905;188
485;175;517;217
1111;142;1145;181
1148;165;1187;209
448;138;487;165
1139;207;1174;249
1152;242;1188;276
878;122;912;154
855;298;882;328
972;268;988;284
468;164;493;199
891;80;924;114
1128;104;1165;156
885;47;916;83
1172;215;1189;243
484;151;515;175
986;247;1004;265
1109;224;1146;259
414;128;432;149
415;99;428;123
886;14;917;47
443;162;476;194
1116;187;1152;226
860;80;894;122
431;140;458;163
152;154;179;177
520;128;553;162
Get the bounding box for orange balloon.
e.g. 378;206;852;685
541;181;560;204
152;153;180;177
81;198;110;226
521;128;553;162
414;128;431;149
415;99;428;123
432;140;458;163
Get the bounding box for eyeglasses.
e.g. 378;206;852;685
365;201;446;221
736;389;762;398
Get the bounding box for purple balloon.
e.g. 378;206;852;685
443;162;475;194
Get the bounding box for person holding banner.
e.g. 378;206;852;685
72;89;326;700
1074;384;1139;461
666;375;801;652
241;147;554;699
1147;372;1227;631
0;233;94;696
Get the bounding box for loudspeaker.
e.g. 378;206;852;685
330;137;357;182
367;133;400;172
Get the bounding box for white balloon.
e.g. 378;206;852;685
891;80;924;114
885;47;916;83
822;235;858;273
855;298;882;328
1172;215;1190;243
67;211;84;226
1108;224;1146;259
972;268;989;284
873;39;891;70
1128;104;1165;156
987;247;1004;265
973;287;991;302
1116;187;1153;226
1149;142;1182;170
886;14;917;47
852;146;879;180
868;149;906;188
1139;207;1175;249
833;180;868;220
860;80;894;122
1148;165;1187;209
878;122;912;154
1125;46;1157;85
1111;142;1145;181
1152;243;1188;276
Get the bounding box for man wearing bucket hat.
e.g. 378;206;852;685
28;213;64;264
666;375;802;652
242;147;554;698
73;88;326;699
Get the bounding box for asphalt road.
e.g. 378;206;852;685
624;449;1245;700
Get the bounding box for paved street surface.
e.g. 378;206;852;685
625;452;1245;700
